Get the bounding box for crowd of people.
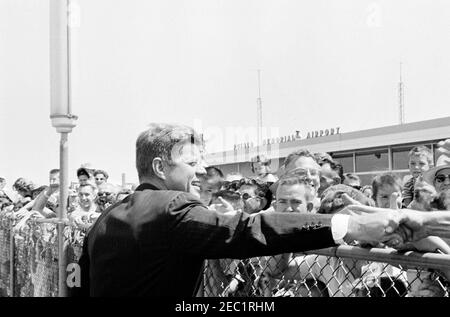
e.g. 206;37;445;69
1;133;450;297
0;166;133;231
201;145;450;297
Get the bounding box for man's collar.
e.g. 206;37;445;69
135;183;161;192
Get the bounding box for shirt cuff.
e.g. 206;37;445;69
331;214;349;245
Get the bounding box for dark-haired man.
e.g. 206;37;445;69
77;123;409;297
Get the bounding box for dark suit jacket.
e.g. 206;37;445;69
77;183;337;296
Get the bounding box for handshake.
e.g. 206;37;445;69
341;201;450;249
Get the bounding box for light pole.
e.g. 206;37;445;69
50;0;78;297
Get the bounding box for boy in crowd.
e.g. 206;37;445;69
402;146;433;207
372;173;403;209
250;155;278;184
199;166;224;206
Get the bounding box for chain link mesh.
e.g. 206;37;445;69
0;212;13;297
202;251;450;297
1;212;450;297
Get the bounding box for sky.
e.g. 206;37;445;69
1;0;450;186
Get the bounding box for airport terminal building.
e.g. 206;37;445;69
205;116;450;185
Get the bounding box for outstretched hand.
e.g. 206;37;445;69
209;197;238;214
343;204;404;245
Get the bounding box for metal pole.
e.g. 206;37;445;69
9;215;14;297
58;132;69;297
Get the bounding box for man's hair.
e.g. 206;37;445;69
283;149;316;169
77;183;97;193
313;152;333;165
13;178;36;196
236;178;273;210
98;182;119;194
49;169;60;175
318;184;375;214
136;123;203;180
278;174;313;188
331;163;344;183
314;152;344;183
212;190;242;204
94;169;109;179
409;146;433;165
31;185;49;199
76;168;90;178
277;175;316;202
371;173;402;200
344;173;360;183
206;166;224;178
118;188;133;196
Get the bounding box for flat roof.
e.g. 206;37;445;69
206;116;450;165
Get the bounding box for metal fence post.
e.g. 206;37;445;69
58;132;69;297
9;215;14;297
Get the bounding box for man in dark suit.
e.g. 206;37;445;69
77;123;405;296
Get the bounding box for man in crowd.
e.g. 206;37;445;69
274;175;316;214
96;182;119;212
343;173;362;190
69;183;99;228
76;123;411;297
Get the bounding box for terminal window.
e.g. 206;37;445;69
334;154;354;174
355;149;389;172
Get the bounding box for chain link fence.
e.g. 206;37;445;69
202;246;450;297
1;211;450;297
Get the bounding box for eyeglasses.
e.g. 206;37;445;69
284;167;319;178
435;174;450;183
239;192;262;201
240;193;252;201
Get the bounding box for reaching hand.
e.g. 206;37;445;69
396;209;428;241
389;192;402;210
343;204;404;245
340;193;362;206
209;197;237;214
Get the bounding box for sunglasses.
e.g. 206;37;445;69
240;192;260;201
435;174;450;183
